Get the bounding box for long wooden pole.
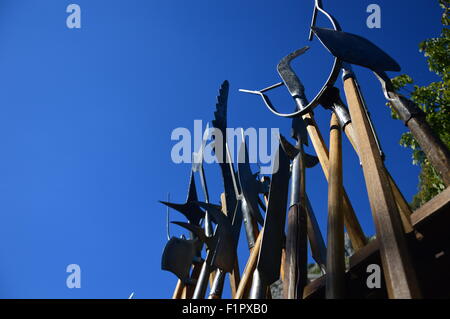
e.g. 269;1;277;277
302;113;367;251
343;77;421;298
325;113;345;299
234;229;264;299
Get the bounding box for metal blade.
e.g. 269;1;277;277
159;200;205;227
277;47;310;114
238;133;264;226
212;81;238;218
159;172;205;226
255;142;291;285
311;27;401;72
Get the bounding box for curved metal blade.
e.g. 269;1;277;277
256;142;291;285
311;27;401;72
277;47;309;105
161;237;198;284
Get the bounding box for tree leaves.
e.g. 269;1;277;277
389;1;450;208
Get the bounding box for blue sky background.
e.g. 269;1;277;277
0;0;443;298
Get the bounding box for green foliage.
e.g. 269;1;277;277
389;0;450;208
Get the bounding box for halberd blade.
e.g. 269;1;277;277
195;202;235;273
256;142;290;285
311;27;401;72
159;172;205;226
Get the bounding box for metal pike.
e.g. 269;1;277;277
187;81;244;299
278;48;322;299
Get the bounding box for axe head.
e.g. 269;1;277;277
311;27;401;72
161;237;199;284
256;142;291;285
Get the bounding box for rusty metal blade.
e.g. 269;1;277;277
311;27;401;72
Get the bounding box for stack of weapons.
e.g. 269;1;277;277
160;1;450;299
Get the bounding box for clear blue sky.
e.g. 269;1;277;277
0;0;443;298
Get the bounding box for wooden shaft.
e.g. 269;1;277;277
172;279;185;299
302;113;367;250
325;113;345;299
283;143;308;299
343;77;421;299
234;228;264;299
344;123;414;233
283;204;308;299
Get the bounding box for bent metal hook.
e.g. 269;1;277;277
239;1;342;117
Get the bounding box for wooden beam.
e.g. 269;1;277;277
412;186;450;226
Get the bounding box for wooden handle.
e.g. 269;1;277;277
283;204;308;299
302;112;367;251
325;113;345;299
344;123;413;233
343;76;421;299
234;228;264;299
172;279;185;299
